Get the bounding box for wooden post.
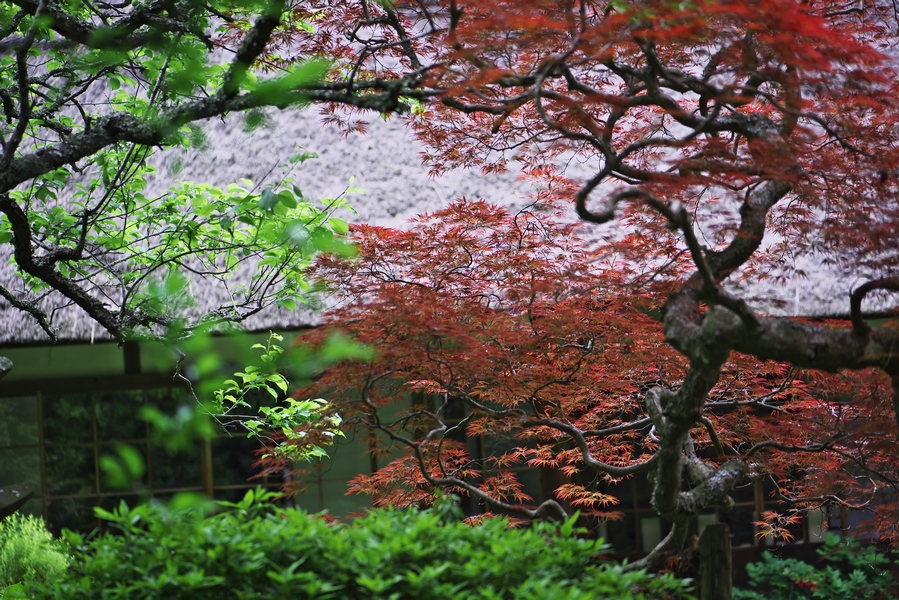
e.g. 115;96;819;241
699;522;732;600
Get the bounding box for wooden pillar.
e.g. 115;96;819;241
200;438;214;496
699;522;732;600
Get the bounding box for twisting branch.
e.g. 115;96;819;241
0;0;45;170
576;188;716;286
6;0;201;51
745;438;838;457
850;277;899;334
358;384;570;520
699;416;725;457
577;186;762;327
0;283;56;341
460;391;659;478
219;0;287;97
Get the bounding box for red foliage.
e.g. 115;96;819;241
243;0;899;564
277;201;896;551
308;200;680;505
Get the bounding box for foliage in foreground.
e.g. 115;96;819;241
734;534;899;600
0;514;69;590
22;490;692;600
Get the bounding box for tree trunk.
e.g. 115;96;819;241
699;522;732;600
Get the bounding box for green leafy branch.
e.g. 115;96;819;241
210;332;344;463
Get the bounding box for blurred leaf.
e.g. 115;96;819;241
259;189;278;211
99;444;146;490
328;217;349;235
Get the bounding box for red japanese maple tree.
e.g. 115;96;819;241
248;0;899;566
294;198;896;566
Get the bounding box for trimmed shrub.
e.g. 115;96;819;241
27;490;692;599
734;534;899;600
0;514;69;589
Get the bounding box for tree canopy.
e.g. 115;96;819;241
0;0;431;343
256;0;899;568
294;198;897;568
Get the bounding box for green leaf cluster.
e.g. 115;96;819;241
0;514;69;591
734;534;899;600
0;0;348;340
26;491;692;599
211;332;346;463
94;330;367;496
4;143;358;339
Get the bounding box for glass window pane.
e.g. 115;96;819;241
641;516;663;552
787;513;805;543
847;509;876;536
827;504;844;531
145;388;191;414
95;391;146;441
443;396;468;422
46;446;96;495
0;448;40;489
634;475;655;509
603;479;633;507
807;509;826;542
44;394;93;444
482;434;518;457
730;481;756;503
292;484;323;513
14;497;41;519
606;512;638;552
321;479;370;517
721;505;756;547
211;436;263;487
150;444;203;491
322;433;371;480
0;397;38;447
517;469;542;503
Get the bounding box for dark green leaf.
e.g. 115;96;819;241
259;189;279;211
278;190;298;208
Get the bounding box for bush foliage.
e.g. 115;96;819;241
0;514;69;590
23;490;692;599
734;534;899;600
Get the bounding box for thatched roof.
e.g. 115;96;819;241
0;106;880;347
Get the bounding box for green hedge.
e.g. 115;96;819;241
734;534;899;600
20;490;692;599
